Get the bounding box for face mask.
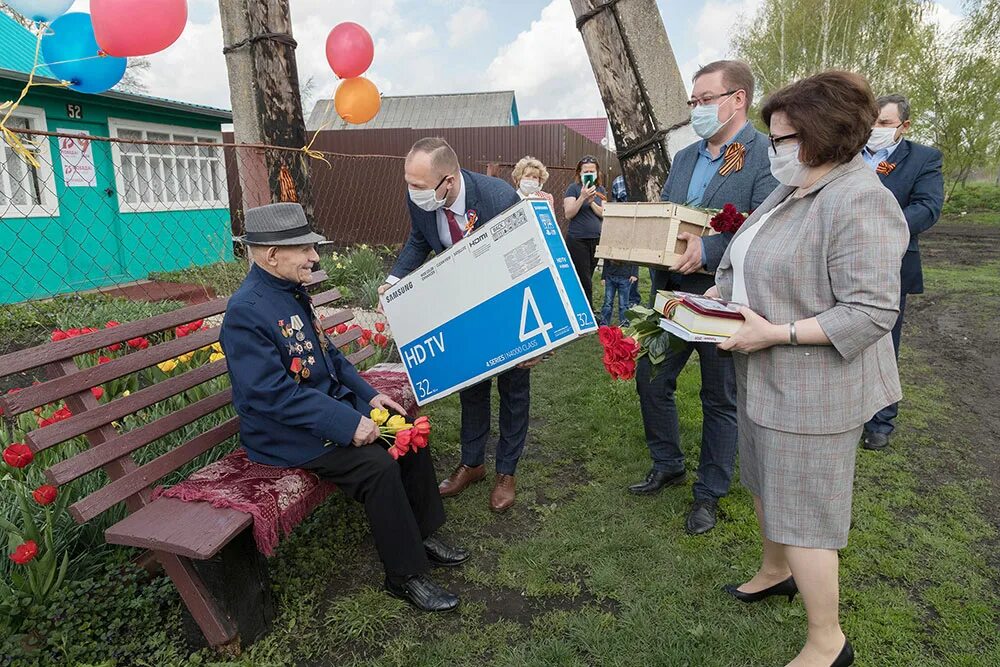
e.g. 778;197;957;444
690;92;738;139
866;126;900;152
408;176;449;211
519;178;541;195
768;142;810;187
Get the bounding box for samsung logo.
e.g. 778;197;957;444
386;281;413;303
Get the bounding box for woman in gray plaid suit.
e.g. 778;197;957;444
711;72;909;667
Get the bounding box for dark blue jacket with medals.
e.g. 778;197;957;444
220;263;378;467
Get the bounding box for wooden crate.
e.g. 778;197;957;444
596;202;715;270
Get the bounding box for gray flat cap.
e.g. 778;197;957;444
239;202;327;246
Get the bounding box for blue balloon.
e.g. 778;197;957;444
5;0;74;24
42;13;127;95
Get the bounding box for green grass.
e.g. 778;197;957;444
942;182;1000;215
150;259;250;296
923;260;1000;295
4;269;998;665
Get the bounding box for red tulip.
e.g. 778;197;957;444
175;325;190;337
51;329;69;342
335;324;348;335
2;443;33;468
67;328;82;337
98;355;111;364
412;415;430;436
362;328;372;338
127;337;149;350
105;320;120;328
395;429;413;451
412;432;428;449
91;386;104;400
108;343;122;352
32;485;58;506
373;333;388;347
187;319;204;331
387;445;400;460
374;322;386;333
9;540;38;565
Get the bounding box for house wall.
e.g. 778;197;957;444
0;79;232;304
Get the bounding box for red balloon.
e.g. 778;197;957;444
326;22;374;79
92;0;188;57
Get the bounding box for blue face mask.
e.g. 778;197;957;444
690;91;739;139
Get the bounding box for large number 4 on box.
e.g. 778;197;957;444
596;202;715;272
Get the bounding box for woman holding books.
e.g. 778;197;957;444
563;155;607;305
710;71;908;667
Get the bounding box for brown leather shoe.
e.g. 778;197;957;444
438;464;485;497
489;474;516;513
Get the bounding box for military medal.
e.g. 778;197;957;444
296;332;305;341
301;367;311;379
277;319;292;338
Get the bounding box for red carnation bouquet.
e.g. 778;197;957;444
598;305;684;381
708;203;749;234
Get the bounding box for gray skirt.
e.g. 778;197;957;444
736;363;863;549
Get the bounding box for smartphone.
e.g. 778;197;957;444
582;173;596;188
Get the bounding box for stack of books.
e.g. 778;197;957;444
654;291;745;343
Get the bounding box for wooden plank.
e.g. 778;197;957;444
346;345;376;367
156;550;239;644
317;309;355;332
105;497;252;560
70;418;240;523
304;269;328;287
27;360;229;452
330;327;363;348
46;389;234;486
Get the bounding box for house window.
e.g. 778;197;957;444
0;106;60;218
108;119;228;212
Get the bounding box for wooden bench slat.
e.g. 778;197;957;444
346;346;376;367
69;418;240;523
26;360;229;452
105;497;252;560
45;389;234;486
303;269;327;287
0;285;341;382
330;327;364;348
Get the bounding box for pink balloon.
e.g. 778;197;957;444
326;22;374;79
92;0;188;57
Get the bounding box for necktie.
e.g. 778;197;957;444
876;161;896;176
444;208;464;245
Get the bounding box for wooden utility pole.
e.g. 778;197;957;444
570;0;691;202
218;0;313;218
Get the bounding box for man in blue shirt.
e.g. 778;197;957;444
860;94;944;450
630;60;777;535
221;203;468;612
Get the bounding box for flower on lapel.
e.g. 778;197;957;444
464;209;478;236
718;142;746;176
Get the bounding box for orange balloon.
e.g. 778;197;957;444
334;77;381;125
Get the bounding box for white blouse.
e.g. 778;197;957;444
728;204;784;306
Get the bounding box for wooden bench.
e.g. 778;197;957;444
0;272;399;648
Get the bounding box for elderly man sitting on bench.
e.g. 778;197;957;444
220;202;467;612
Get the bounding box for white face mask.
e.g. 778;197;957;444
768;142;810;187
866;126;900;152
690;91;739;139
519;178;541;195
408;176;449;211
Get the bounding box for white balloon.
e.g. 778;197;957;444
5;0;75;24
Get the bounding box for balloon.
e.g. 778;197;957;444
4;0;74;23
334;77;381;125
325;22;374;79
91;0;188;57
42;13;128;95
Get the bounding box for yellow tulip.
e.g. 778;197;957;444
209;352;225;363
158;359;178;373
211;342;223;353
385;414;411;434
178;352;195;363
121;390;130;397
370;408;389;426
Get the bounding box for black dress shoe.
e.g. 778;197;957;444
628;468;686;495
722;576;798;603
424;536;470;567
384;575;460;612
685;499;718;535
862;431;890;451
831;639;854;666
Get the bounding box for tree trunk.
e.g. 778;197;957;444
570;0;690;203
218;0;313;220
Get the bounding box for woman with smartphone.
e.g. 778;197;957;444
563;155;607;305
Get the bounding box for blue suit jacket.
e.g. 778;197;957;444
220;264;379;468
658;122;778;292
390;168;521;278
875;139;944;294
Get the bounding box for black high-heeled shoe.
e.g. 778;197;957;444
830;639;854;667
722;576;798;603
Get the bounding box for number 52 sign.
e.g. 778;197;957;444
384;199;596;405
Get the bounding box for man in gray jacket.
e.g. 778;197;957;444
629;60;778;535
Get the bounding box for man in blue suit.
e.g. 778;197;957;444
378;138;531;513
629;61;778;535
861;94;944;450
222;202;468;613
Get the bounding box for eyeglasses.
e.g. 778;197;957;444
686;90;739;108
579;155;598;165
768;132;799;152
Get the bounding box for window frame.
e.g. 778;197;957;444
0;105;60;219
107;117;228;213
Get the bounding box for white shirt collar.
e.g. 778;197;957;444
445;172;466;217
